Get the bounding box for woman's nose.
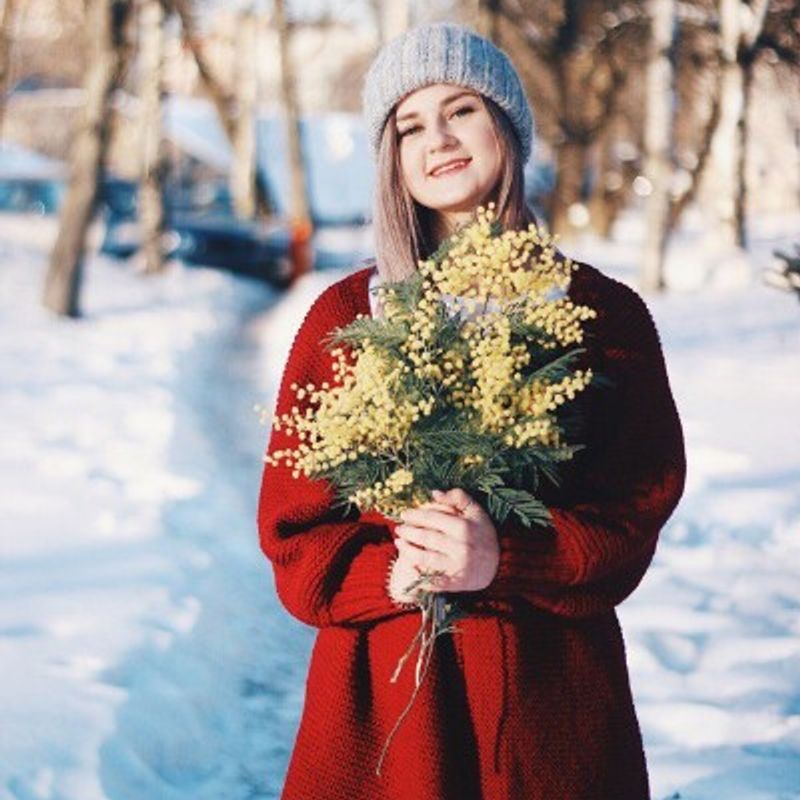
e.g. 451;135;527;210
425;119;457;151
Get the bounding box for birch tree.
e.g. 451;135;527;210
374;0;410;44
0;0;19;136
642;0;676;292
169;0;271;216
138;0;167;273
274;0;310;223
706;0;770;250
498;0;638;237
477;0;501;41
42;0;133;317
230;8;258;219
274;0;313;278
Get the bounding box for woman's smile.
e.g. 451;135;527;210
429;157;472;178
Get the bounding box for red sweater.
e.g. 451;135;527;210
258;263;685;800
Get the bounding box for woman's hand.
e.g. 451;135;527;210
387;551;425;605
394;488;500;593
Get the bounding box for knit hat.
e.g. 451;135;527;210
362;22;534;163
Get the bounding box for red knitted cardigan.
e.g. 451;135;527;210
258;262;686;800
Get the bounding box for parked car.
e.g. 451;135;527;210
0;142;66;214
0;178;63;215
99;178;294;286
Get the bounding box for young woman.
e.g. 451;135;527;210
258;22;685;800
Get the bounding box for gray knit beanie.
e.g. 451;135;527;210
362;22;534;163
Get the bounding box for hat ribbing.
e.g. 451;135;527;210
362;22;534;163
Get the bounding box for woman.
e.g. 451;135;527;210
258;22;685;800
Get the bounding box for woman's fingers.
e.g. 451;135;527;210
417;500;460;515
396;539;449;575
432;488;490;523
400;506;469;540
395;522;448;554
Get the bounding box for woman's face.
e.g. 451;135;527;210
395;83;502;226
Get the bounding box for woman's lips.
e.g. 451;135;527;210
429;158;471;177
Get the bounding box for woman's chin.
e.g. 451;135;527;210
422;194;487;217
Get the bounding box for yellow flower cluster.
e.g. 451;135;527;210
420;204;573;301
264;204;598;517
453;315;531;432
524;298;597;348
266;343;431;480
518;370;594;418
347;467;420;518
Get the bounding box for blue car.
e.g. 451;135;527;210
100;179;294;286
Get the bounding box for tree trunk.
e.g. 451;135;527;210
641;0;675;293
549;139;587;237
704;0;769;254
587;132;625;239
230;9;258;219
734;54;755;249
735;0;770;248
706;0;744;251
42;0;132;317
139;0;167;273
666;70;722;234
274;0;313;280
0;0;19;136
477;0;501;42
171;0;236;139
377;0;410;44
274;0;310;224
172;0;271;216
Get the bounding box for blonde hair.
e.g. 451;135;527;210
372;94;537;283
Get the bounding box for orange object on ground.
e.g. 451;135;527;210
288;216;314;282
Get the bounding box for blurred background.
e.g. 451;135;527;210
1;1;799;799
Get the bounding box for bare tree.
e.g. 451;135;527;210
230;8;258;219
138;0;167;273
0;0;19;136
274;0;310;221
477;0;502;40
169;0;235;137
42;0;133;317
499;0;641;237
642;0;675;292
274;0;313;279
169;0;271;216
666;9;724;237
704;0;770;250
373;0;411;44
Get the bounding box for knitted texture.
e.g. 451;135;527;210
257;263;686;799
362;22;535;162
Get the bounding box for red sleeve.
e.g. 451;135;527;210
483;281;686;618
257;283;412;628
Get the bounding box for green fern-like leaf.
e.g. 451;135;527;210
483;485;551;527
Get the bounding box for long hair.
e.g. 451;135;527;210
372;94;538;283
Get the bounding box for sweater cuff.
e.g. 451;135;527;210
487;517;580;596
328;539;414;623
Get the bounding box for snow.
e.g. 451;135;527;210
1;207;799;799
0;142;65;180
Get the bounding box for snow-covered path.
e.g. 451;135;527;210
0;216;320;799
93;263;298;800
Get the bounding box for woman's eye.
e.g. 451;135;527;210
451;106;475;119
397;107;473;139
398;125;421;139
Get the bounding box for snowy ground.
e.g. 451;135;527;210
1;209;799;799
